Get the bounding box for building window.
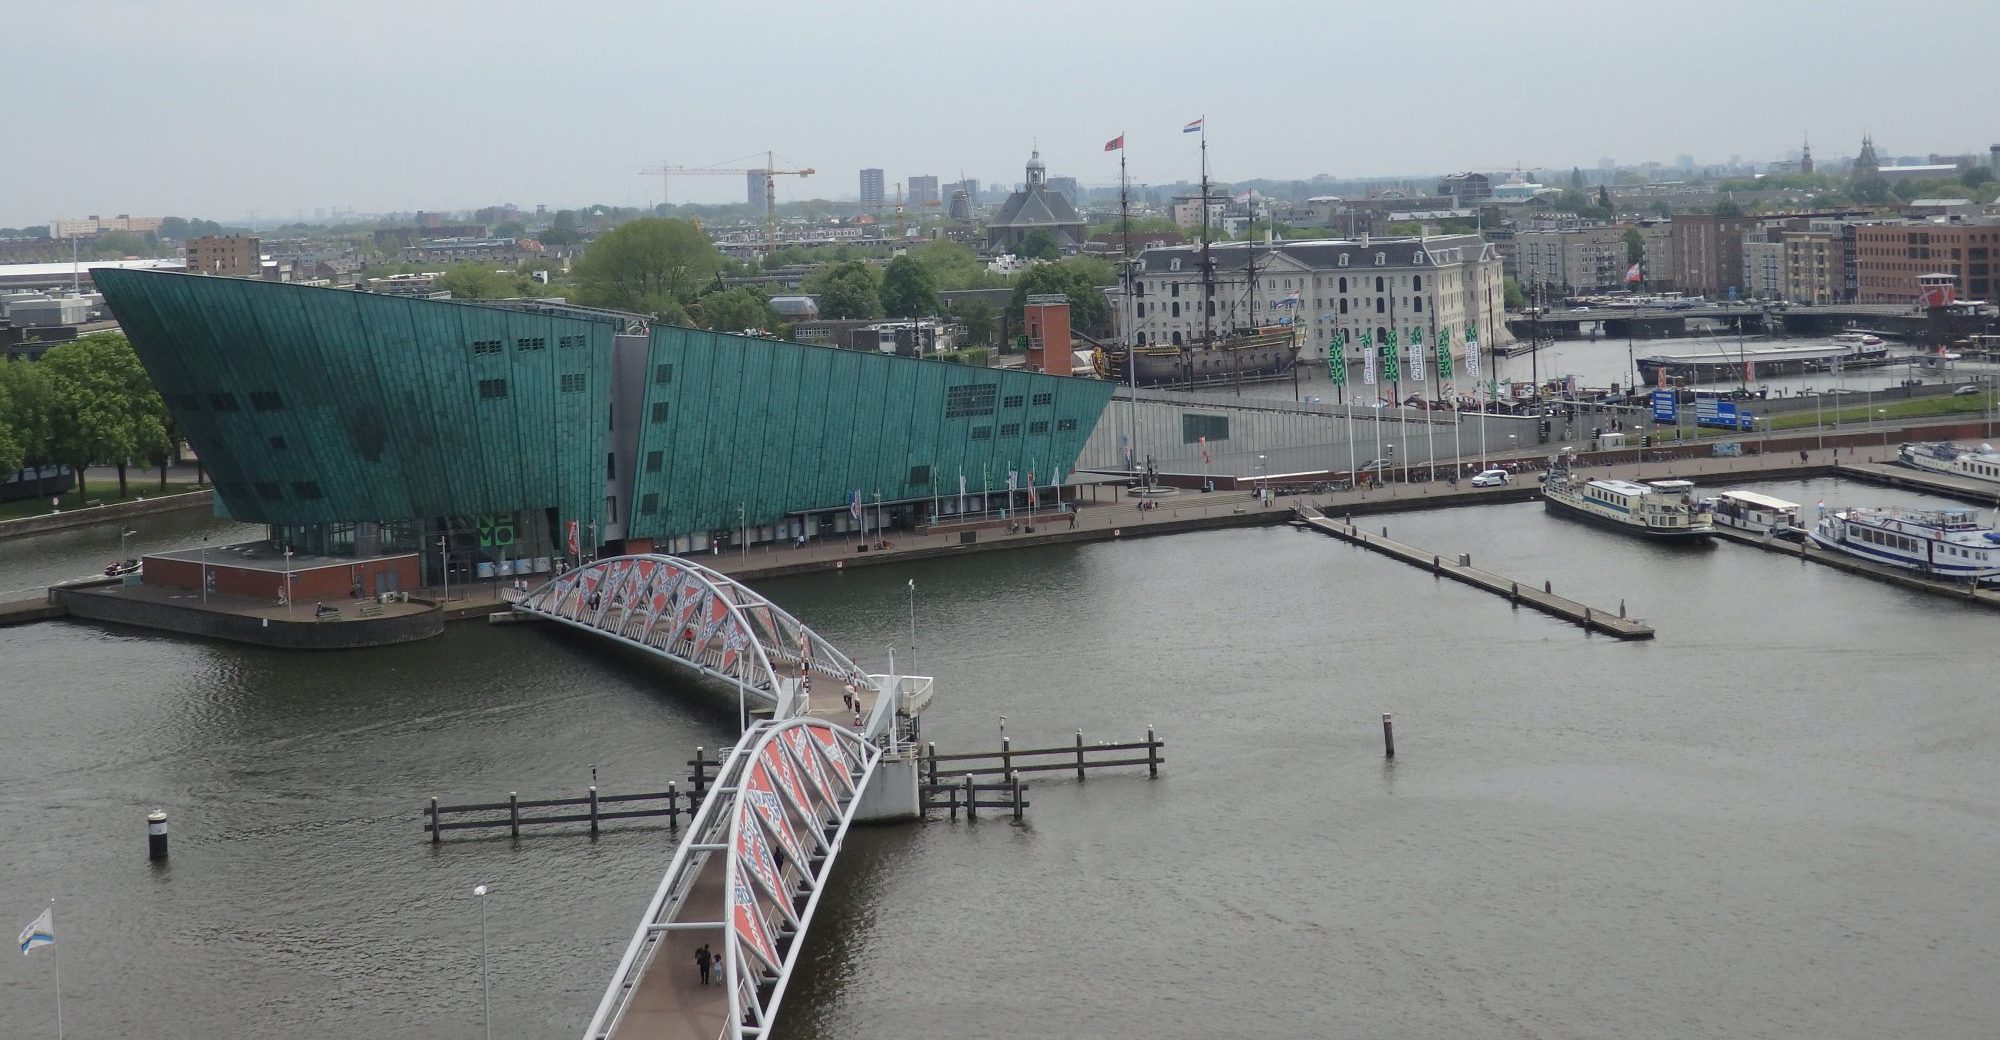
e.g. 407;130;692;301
1057;418;1078;431
944;383;998;418
1376;298;1385;313
1338;254;1349;267
1172;331;1183;345
1171;282;1181;297
1000;422;1021;437
1171;302;1181;317
254;482;281;501
1003;394;1024;409
250;391;283;411
1339;299;1349;314
560;373;587;393
1031;392;1053;406
651;401;670;422
1182;413;1230;443
1136;301;1145;317
971;425;992;440
269;436;286;450
472;339;503;356
1414;298;1424;313
1170;258;1182;271
655;363;673;384
516;337;547;351
1413;275;1422;291
559;335;586;350
1029;420;1049;435
207;393;240;412
639;493;659;515
907;465;931;487
645;450;663;472
1338;276;1347;293
291;481;323;500
1375;276;1385;292
1375;253;1386;266
478;378;508;400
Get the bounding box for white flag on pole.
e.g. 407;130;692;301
19;906;53;955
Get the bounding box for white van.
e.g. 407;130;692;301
1470;469;1510;487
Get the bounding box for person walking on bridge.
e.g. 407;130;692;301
696;943;713;985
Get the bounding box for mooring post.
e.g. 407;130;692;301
1382;713;1395;759
1620;598;1627;618
1432;554;1440;575
1382;526;1389;537
1510;581;1519;603
1146;725;1158;778
428;797;440;844
927;741;938;788
948;783;959;819
1584;607;1593;627
1075;729;1086;782
147;810;169;860
1001;736;1012;778
963;775;976;822
589;786;600;836
667;781;679;828
1011;771;1024;821
509;792;520;838
693;746;706;800
1545;579;1552;594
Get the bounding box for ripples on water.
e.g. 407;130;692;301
3;476;1997;1038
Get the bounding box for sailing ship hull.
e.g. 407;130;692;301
1097;329;1302;388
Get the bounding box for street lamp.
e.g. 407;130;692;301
283;547;294;619
120;526;138;565
1878;408;1889;450
438;536;449;602
1257;454;1266;496
473;884;492;1040
201;534;209;605
738;502;746;557
907;578;918;672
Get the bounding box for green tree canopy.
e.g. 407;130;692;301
0;357;57;469
805;260;883;320
572;218;723;316
947;299;996;346
909;241;1003;291
1008;260;1112;338
1503;276;1526;311
695;286;777;333
1712;198;1745;218
1624;227;1645;265
0;369;24;476
434;263;521;300
37;333;170;500
881;255;941;318
1019;228;1062;261
1961;166;1995;190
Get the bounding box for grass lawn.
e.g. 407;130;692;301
1768;392;1995;431
0;482;209;523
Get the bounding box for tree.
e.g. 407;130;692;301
695;286;776;333
1570;167;1585;190
1649;201;1674;218
0;360;56;470
1624;227;1645;265
1596;184;1612;212
0;369;23;477
1019;228;1062;261
1503;276;1526;311
38;333;170;501
1712;198;1745;218
1960;166;1995;190
910;241;1001;291
1008;261;1111;338
1384;221;1424;237
948;299;996;346
881;255;940;318
434;263;519;300
493;221;528;238
805;261;883;319
572;218;722;316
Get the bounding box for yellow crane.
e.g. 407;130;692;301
638;150;814;253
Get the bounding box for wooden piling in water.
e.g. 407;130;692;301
927;741;938;787
1147;726;1158;778
509;792;520;838
1075;730;1086;782
963;775;976;821
1382;713;1395;759
429;797;440;844
589;786;599;835
1011;771;1025;820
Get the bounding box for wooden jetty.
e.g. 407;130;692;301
1835;461;2000;506
1296;509;1656;640
424;786;687;840
1712;526;2000;609
922;729;1164;785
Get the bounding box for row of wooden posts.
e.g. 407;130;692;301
424;750;727;840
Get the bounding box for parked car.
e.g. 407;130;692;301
1470;469;1510;487
1953;384;1981;396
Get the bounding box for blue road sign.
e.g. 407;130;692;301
1651;389;1677;423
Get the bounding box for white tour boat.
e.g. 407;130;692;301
1541;451;1714;540
1808;505;2000;581
1702;490;1803;538
1897;441;2000;486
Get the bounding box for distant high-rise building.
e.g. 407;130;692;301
907;175;940;208
860;168;885;209
1987;144;1998;173
1045;175;1080;206
745;170;768;208
186;235;261;278
1675;153;1695;171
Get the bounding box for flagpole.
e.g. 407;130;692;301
51;899;63;1040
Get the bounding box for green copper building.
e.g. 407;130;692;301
97;270;1110;583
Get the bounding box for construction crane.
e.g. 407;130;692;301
638;150;814;254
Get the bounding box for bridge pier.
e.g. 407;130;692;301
851;752;922;822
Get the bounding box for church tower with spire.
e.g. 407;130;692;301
1800;135;1814;175
1853;134;1880;178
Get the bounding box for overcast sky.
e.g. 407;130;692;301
4;0;1995;227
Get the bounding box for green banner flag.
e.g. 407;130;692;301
1435;326;1454;381
1381;328;1400;383
1327;329;1347;386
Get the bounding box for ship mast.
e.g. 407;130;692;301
1199;117;1214;348
1120;134;1139;472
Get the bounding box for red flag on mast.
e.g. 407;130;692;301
1104;134;1124;152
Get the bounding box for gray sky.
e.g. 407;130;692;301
4;0;1995;227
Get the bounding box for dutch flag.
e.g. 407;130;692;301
19;906;53;955
1182;118;1203;134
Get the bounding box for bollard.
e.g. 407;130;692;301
1001;736;1012;778
509;792;520;838
1432;554;1440;576
1584;607;1593;626
1381;713;1395;759
1510;582;1518;602
1011;771;1025;821
1382;526;1389;537
693;746;706;799
147;810;169;860
1619;598;1626;618
1146;725;1158;778
963;775;976;821
429;797;440;844
948;783;959;819
927;741;938;788
589;786;600;836
1076;730;1086;783
1545;580;1552;594
667;781;679;828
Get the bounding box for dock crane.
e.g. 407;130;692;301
638;150;814;253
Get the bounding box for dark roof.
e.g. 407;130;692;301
1133;235;1485;272
990;185;1083;229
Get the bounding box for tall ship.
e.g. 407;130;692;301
1808;505;2000;581
1094;119;1301;389
1897;441;2000;486
1540;450;1714;539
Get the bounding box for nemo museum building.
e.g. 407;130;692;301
96;270;1111;587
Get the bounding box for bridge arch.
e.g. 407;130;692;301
515;555;873;713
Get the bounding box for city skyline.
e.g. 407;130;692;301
3;0;1996;226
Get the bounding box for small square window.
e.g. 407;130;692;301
999;422;1020;437
655;363;674;384
1029;420;1049;435
1057;418;1078;431
1031;392;1053;406
478;378;509;400
645;450;663;472
640;493;659;514
516;337;546;351
254;482;281;501
1003;395;1024;409
560;373;587;393
907;465;930;486
651;402;670;422
207;393;240;412
970;426;992;440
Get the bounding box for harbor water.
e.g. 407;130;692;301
3;482;1997;1039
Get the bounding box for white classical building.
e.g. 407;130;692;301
1111;234;1511;362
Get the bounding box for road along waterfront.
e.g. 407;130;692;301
5;484;1999;1038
